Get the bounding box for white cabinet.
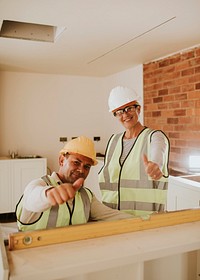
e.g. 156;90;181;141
0;161;12;213
0;158;47;213
167;175;200;211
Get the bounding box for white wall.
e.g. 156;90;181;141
0;65;143;172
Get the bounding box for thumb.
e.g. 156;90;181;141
73;178;84;191
143;154;149;167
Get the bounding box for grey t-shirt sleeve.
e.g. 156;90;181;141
150;131;168;169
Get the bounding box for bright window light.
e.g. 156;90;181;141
189;155;200;170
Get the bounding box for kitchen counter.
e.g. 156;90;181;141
167;174;200;211
0;156;43;160
181;174;200;183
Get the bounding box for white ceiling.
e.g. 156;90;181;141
0;0;200;77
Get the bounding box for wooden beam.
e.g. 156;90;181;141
9;209;200;250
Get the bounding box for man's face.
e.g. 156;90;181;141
58;153;93;183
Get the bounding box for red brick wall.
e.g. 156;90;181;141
143;46;200;172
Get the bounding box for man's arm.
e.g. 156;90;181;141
23;178;52;212
89;195;133;222
19;178;84;224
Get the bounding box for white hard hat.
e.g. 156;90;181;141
108;86;140;112
60;136;98;165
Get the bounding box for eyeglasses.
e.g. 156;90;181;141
113;104;139;117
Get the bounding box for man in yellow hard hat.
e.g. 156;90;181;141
16;136;132;231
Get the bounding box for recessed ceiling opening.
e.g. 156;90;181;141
0;20;66;42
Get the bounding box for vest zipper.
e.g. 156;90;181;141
66;199;75;225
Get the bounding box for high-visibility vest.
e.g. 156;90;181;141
16;175;93;231
98;127;170;217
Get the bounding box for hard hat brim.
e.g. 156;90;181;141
111;101;140;113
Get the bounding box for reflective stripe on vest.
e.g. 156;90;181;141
98;128;169;216
16;175;93;231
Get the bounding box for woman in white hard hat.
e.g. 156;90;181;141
99;86;170;217
16;136;132;231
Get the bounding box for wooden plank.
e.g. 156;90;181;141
8;208;200;250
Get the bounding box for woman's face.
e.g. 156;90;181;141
113;102;141;129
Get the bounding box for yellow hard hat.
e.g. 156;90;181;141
59;136;98;165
